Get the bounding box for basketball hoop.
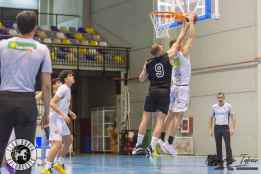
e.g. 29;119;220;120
150;11;188;39
151;0;221;40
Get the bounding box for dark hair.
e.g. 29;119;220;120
16;11;37;35
58;70;74;83
51;78;61;96
150;43;161;56
169;39;176;48
217;92;225;97
52;78;61;84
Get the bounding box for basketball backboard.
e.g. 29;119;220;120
152;0;220;29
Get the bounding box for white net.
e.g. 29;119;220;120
151;0;220;39
150;12;176;39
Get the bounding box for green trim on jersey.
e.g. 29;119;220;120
8;40;37;51
172;56;180;69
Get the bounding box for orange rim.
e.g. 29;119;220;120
150;11;187;19
150;11;178;17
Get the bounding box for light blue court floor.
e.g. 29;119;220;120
32;155;260;174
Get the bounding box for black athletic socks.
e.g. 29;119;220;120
160;132;166;141
168;136;174;145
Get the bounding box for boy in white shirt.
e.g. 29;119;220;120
41;70;76;174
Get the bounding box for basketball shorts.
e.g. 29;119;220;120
169;85;190;113
144;94;170;114
49;114;71;141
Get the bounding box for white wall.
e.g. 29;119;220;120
52;0;83;27
38;0;51;26
256;0;261;157
189;67;257;156
183;0;258;156
153;0;259;156
91;0;260;156
91;0;154;131
91;0;154;129
0;0;38;9
52;0;82;16
91;0;153;47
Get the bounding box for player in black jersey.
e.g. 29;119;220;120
132;21;190;158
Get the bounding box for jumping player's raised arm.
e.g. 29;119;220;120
139;61;148;82
182;15;196;56
167;22;189;61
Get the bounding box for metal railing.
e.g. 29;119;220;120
48;44;130;72
0;36;130;72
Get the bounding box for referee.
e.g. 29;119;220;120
209;92;236;170
0;11;52;173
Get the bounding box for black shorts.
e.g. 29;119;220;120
144;94;170;114
0;91;37;171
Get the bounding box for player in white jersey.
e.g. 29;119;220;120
51;78;77;166
41;70;76;174
159;14;196;156
36;78;63;166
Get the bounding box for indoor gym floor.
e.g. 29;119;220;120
32;155;260;174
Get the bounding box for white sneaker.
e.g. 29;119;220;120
37;159;44;166
132;145;145;155
158;139;168;154
162;142;177;156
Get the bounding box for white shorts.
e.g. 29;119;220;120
49;114;71;141
169;85;190;113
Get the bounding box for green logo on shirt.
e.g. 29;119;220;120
8;40;37;52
